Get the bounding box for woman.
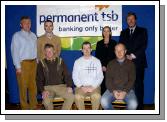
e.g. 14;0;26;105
95;26;117;94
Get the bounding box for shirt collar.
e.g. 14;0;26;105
45;32;54;38
45;57;56;62
117;58;125;64
129;25;136;32
83;55;92;59
21;29;31;35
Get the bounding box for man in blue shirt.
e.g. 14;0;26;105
11;16;38;110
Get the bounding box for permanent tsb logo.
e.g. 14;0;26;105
37;5;122;37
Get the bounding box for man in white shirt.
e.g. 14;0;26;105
72;41;104;110
11;16;37;109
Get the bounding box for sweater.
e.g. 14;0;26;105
72;56;104;88
37;34;61;60
36;57;72;93
106;58;136;93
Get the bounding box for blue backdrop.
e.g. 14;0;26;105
5;5;155;104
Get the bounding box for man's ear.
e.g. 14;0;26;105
53;49;56;54
81;49;84;53
44;26;46;31
20;23;22;28
125;50;127;54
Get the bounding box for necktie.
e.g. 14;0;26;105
130;29;133;35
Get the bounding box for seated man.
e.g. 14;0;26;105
72;41;104;110
36;43;74;110
101;43;138;110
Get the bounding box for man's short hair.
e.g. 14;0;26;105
20;16;30;22
82;41;92;49
115;43;127;50
44;43;54;50
126;12;137;20
44;20;53;25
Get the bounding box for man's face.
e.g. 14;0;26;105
20;19;31;32
44;22;53;33
127;15;136;28
82;44;91;57
45;47;54;59
115;44;126;60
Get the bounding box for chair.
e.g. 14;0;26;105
52;96;64;107
84;96;102;110
52;96;77;110
48;96;102;110
112;100;127;110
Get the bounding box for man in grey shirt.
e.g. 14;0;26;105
11;16;38;110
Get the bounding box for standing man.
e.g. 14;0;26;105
11;16;38;110
72;41;104;110
37;20;61;60
119;12;148;110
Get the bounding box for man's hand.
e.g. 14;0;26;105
113;90;120;99
102;66;107;72
130;53;136;59
36;59;39;64
118;91;127;100
16;68;22;75
81;86;95;93
87;86;95;93
81;86;88;93
67;87;73;93
126;55;133;60
113;90;127;100
42;91;50;99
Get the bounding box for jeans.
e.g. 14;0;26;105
101;89;138;110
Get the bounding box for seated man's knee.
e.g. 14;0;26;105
67;93;75;101
91;93;101;101
43;95;52;103
42;97;53;109
75;94;84;101
127;99;138;110
100;95;110;109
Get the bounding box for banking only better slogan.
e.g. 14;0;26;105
37;5;122;50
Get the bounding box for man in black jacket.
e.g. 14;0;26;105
119;12;148;110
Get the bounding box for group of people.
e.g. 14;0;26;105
11;12;147;110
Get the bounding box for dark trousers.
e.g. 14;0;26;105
134;67;145;110
101;72;106;95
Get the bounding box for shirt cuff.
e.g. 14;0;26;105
92;84;99;89
76;84;82;88
131;53;136;59
15;64;21;70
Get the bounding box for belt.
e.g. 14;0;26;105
22;59;36;62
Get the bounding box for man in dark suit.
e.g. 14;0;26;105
119;12;148;110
